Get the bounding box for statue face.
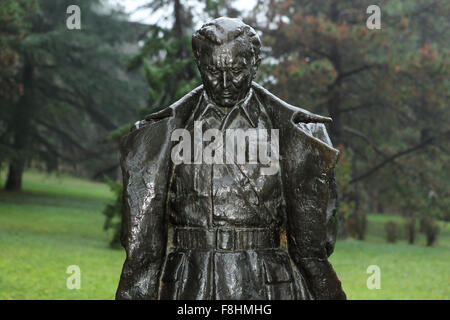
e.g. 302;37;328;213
197;40;258;107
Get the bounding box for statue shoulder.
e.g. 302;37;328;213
120;85;204;158
129;85;204;133
252;82;334;147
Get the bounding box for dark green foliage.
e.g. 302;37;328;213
420;217;440;247
385;221;400;243
102;176;123;249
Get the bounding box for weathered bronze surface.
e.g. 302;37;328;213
116;17;346;300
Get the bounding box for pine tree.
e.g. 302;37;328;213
0;0;148;191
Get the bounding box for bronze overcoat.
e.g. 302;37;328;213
116;82;346;300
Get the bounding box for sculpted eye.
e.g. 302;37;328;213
207;68;220;76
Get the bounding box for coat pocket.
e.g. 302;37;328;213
262;251;293;284
261;250;296;300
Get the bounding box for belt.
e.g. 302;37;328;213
174;227;280;251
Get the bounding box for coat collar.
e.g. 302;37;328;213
196;88;259;128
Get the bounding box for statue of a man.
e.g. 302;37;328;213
116;17;345;300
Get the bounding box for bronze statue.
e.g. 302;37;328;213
116;17;345;300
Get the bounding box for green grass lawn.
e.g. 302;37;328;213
331;213;450;299
0;171;448;299
0;171;124;300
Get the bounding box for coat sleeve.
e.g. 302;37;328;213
115;121;171;300
286;122;345;300
298;123;339;257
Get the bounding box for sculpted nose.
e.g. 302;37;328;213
223;71;227;88
223;70;232;88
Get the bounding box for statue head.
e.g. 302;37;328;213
192;17;262;107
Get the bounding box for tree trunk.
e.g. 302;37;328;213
4;60;34;192
4;129;28;192
5;159;25;191
337;213;348;239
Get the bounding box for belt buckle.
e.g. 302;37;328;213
216;229;235;251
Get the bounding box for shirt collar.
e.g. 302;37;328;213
199;88;259;128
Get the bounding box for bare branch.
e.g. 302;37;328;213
348;134;443;184
339;103;373;114
338;64;375;81
343;126;387;158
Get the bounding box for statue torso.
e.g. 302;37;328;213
161;90;307;300
168;89;285;229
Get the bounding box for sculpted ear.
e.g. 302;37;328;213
194;51;201;69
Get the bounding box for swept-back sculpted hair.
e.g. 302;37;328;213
192;17;262;65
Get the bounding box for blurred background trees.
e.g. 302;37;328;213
0;0;448;247
249;0;449;240
0;0;147;191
